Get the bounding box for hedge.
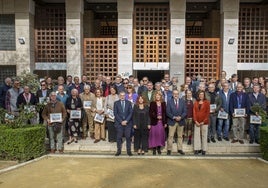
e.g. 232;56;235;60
260;126;268;161
0;125;46;162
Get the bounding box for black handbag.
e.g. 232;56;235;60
52;122;62;133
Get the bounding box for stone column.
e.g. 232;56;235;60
170;0;186;85
15;0;35;74
65;0;83;77
220;0;239;78
117;0;134;77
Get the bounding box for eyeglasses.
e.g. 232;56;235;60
143;80;148;82
123;82;128;84
41;84;46;86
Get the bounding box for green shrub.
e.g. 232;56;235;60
0;125;46;162
260;126;268;161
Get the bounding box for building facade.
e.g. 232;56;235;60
0;0;267;84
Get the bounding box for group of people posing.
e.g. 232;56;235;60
0;71;267;156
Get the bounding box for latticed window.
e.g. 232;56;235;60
83;38;117;81
35;5;66;63
0;14;15;50
0;66;16;85
238;5;268;63
134;4;170;63
185;38;220;80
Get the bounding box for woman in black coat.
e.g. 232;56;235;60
132;95;150;155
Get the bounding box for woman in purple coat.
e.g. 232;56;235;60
149;92;167;155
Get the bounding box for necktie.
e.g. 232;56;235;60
121;101;125;113
175;100;178;109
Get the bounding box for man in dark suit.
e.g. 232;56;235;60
229;83;249;144
166;89;187;155
114;91;133;156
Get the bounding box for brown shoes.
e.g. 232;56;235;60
94;139;100;143
239;140;244;144
59;149;64;154
231;139;238;143
50;149;55;154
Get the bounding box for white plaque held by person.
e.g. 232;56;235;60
217;111;228;119
234;108;246;117
250;115;262;124
210;104;217;113
83;101;92;109
50;113;62;123
70;110;81;119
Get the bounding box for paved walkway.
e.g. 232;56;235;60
0;156;267;188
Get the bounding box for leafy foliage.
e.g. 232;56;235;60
0;125;46;162
14;70;40;93
260;126;268;161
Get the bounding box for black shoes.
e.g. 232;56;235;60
127;152;133;156
115;151;121;156
207;138;210;143
218;137;222;141
187;140;192;145
194;150;199;155
152;149;156;155
157;147;161;155
211;137;216;143
167;150;171;155
249;140;254;144
223;137;229;141
178;150;185;155
202;151;206;155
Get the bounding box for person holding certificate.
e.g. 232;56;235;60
80;85;96;139
92;88;106;143
217;82;232;141
66;88;83;144
229;83;249;144
247;84;266;144
205;83;222;143
42;92;67;154
104;86;119;143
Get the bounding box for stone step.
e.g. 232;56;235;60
63;138;260;154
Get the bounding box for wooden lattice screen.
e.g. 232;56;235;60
238;5;268;63
83;38;117;81
185;38;220;80
35;5;66;63
134;4;170;63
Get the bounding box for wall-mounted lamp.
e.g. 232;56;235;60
122;37;128;44
228;37;235;45
69;37;76;44
18;37;25;45
175;37;181;44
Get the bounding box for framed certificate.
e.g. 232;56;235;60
83;101;92;109
39;97;46;104
94;114;105;123
210;104;217;113
70;110;81;119
250;115;262;124
5;113;14;121
234;108;246;117
50;113;62;123
24;105;36;113
107;108;115;120
217;111;228;119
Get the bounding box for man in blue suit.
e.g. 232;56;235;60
166;90;187;155
114;91;133;156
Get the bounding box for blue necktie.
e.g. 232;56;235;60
121;101;125;113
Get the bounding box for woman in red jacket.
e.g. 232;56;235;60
193;90;210;155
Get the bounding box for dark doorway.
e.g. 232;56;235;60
137;70;165;84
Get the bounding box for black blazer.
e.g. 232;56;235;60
132;104;150;129
16;92;37;108
149;101;167;126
